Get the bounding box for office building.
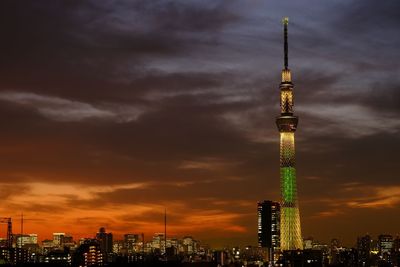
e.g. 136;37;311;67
257;200;280;263
74;239;103;267
96;227;113;262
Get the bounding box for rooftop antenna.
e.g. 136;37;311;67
282;17;289;69
17;212;23;263
164;208;167;255
142;232;145;255
20;213;23;248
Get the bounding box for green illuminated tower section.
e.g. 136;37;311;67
276;17;303;251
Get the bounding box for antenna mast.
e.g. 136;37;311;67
283;17;289;69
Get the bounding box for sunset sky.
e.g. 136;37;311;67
0;0;400;248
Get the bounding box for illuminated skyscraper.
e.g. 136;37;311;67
257;201;280;249
276;17;303;251
96;227;113;262
257;200;280;263
378;234;393;263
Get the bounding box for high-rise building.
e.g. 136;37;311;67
96;227;113;262
151;233;166;255
393;236;400;267
74;239;103;267
357;234;372;266
330;238;341;265
124;234;140;253
378;234;393;254
275;17;303;251
257;201;280;249
378;234;393;263
257;200;280;260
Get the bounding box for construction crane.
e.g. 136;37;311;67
0;217;12;249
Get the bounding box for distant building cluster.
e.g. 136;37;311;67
0;219;398;267
0;227;221;266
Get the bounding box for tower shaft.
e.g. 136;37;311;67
276;17;303;251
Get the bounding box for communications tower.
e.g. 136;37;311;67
276;17;303;251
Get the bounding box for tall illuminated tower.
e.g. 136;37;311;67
276;17;303;251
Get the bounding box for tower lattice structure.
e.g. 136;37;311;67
276;17;303;251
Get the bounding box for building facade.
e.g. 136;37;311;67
74;239;103;267
357;234;372;266
258;200;280;264
96;227;113;262
257;201;280;248
378;234;393;264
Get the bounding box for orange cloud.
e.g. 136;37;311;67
0;181;251;243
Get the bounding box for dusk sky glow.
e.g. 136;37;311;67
0;0;400;248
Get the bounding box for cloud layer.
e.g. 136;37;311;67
0;0;399;246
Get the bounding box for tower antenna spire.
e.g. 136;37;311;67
283;17;289;69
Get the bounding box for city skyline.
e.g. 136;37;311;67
2;223;400;266
0;0;400;248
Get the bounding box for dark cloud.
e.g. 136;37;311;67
0;0;399;246
333;1;400;36
361;82;400;113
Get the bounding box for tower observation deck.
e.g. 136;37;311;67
276;17;303;251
